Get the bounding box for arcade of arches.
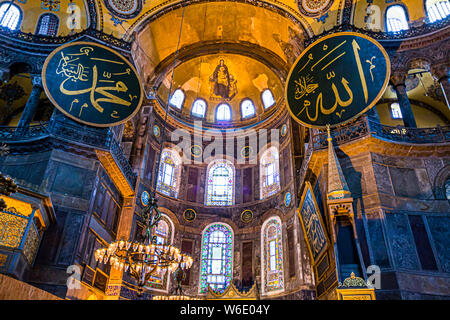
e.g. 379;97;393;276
0;0;449;300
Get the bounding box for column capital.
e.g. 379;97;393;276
389;72;407;88
430;63;449;82
30;74;43;88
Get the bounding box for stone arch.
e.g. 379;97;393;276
433;164;450;200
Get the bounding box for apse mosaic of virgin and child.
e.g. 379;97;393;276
209;59;238;102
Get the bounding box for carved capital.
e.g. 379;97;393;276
31;74;43;88
390;72;407;87
431;63;449;82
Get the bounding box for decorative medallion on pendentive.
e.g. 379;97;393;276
284;192;292;207
104;0;143;19
240;145;253;159
153;125;160;137
183;209;196;222
281;123;288;137
241;210;254;224
190;145;203;158
42;42;143;127
297;0;334;17
141;190;150;206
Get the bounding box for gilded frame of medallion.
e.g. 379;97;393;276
183;208;197;223
297;181;330;265
285;32;391;129
42;41;144;128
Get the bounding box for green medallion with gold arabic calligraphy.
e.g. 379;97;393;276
42;42;143;127
285;32;390;128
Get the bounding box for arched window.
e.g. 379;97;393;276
445;178;450;200
191;99;207;118
216;103;231;121
205;159;234;206
426;0;450;22
0;3;22;30
36;13;59;36
386;5;409;32
240;99;256;119
153;220;169;245
262;89;276;109
260;146;280;199
148;215;174;291
156;148;182;198
261;216;284;295
199;223;233;294
169;89;184;109
390;102;403;119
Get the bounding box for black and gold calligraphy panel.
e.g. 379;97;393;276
285;32;390;128
42;42;143;127
298;182;329;263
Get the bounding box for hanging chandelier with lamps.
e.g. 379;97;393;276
94;196;193;296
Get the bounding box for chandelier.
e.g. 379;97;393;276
94;196;193;296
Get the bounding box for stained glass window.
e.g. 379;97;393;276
192;99;207;118
169;89;184;109
147;215;173;290
156;149;181;198
262;89;275;109
426;0;450;22
216;103;231;121
153;220;169;245
36;13;59;36
261;217;284;295
241;99;256;119
0;3;21;30
199;223;233;294
205;159;234;206
390;102;403;119
260;147;280;199
386;5;409;32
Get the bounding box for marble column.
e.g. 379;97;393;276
15;75;43;133
431;64;450;107
105;195;136;300
390;73;417;128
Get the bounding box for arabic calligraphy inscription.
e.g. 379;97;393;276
285;32;390;128
42;42;143;127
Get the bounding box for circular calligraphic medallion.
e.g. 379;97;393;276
285;32;390;129
183;209;196;222
240;145;253;159
141;191;150;206
284;192;292;207
241;210;253;224
190;145;203;158
153;125;160;137
42;42;143;127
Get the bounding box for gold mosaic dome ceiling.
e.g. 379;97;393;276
132;1;308;127
156;53;284;124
